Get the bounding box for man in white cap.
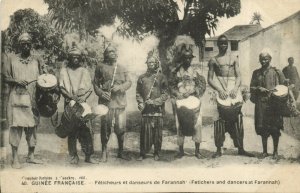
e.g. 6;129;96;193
59;47;98;164
250;48;286;159
3;33;45;168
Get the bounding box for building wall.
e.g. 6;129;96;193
239;13;300;85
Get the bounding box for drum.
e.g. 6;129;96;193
271;85;299;117
55;101;96;138
36;74;60;117
176;96;201;136
216;91;243;121
92;104;109;116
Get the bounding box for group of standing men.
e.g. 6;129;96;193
2;33;299;168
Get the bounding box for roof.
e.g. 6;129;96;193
207;24;263;41
241;10;300;42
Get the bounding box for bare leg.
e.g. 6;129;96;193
26;147;42;164
212;147;222;158
261;136;269;158
195;142;205;159
11;145;21;169
117;134;131;161
100;145;108;162
272;135;279;160
175;145;184;158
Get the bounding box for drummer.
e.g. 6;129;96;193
250;48;286;159
3;33;45;168
59;47;97;164
169;45;206;159
208;35;254;158
136;50;169;161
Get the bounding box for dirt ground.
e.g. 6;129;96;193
1;82;300;169
1;115;300;170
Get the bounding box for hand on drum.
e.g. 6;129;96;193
138;103;145;111
257;87;270;93
16;79;28;87
218;90;228;100
229;88;238;99
102;91;111;101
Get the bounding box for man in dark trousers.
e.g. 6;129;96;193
136;50;168;161
208;35;254;158
94;44;132;162
282;57;300;101
59;47;97;164
250;48;286;160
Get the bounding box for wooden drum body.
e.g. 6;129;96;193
55;101;96;138
216;91;243;121
176;96;201;136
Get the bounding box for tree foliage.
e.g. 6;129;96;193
250;11;263;24
44;0;241;70
44;0;241;45
2;8;65;62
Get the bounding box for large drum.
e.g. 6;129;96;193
176;96;201;136
271;85;299;117
216;91;243;121
36;74;60;117
55;101;97;138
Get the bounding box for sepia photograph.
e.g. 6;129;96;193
0;0;300;192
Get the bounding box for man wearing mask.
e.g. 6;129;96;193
169;44;206;159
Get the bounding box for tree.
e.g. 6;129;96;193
2;8;65;63
44;0;241;71
250;11;263;24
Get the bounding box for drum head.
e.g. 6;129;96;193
273;85;288;97
81;103;92;117
37;74;57;89
217;93;243;107
176;96;200;110
92;105;109;116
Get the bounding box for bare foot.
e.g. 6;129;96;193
11;159;21;169
260;152;269;158
69;155;79;164
117;153;131;161
136;155;145;161
154;154;160;161
272;152;279;160
175;152;184;159
212;151;222;158
100;151;108;162
85;157;99;164
195;152;205;159
238;150;255;157
26;155;43;164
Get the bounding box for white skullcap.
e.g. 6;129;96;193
260;47;273;58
